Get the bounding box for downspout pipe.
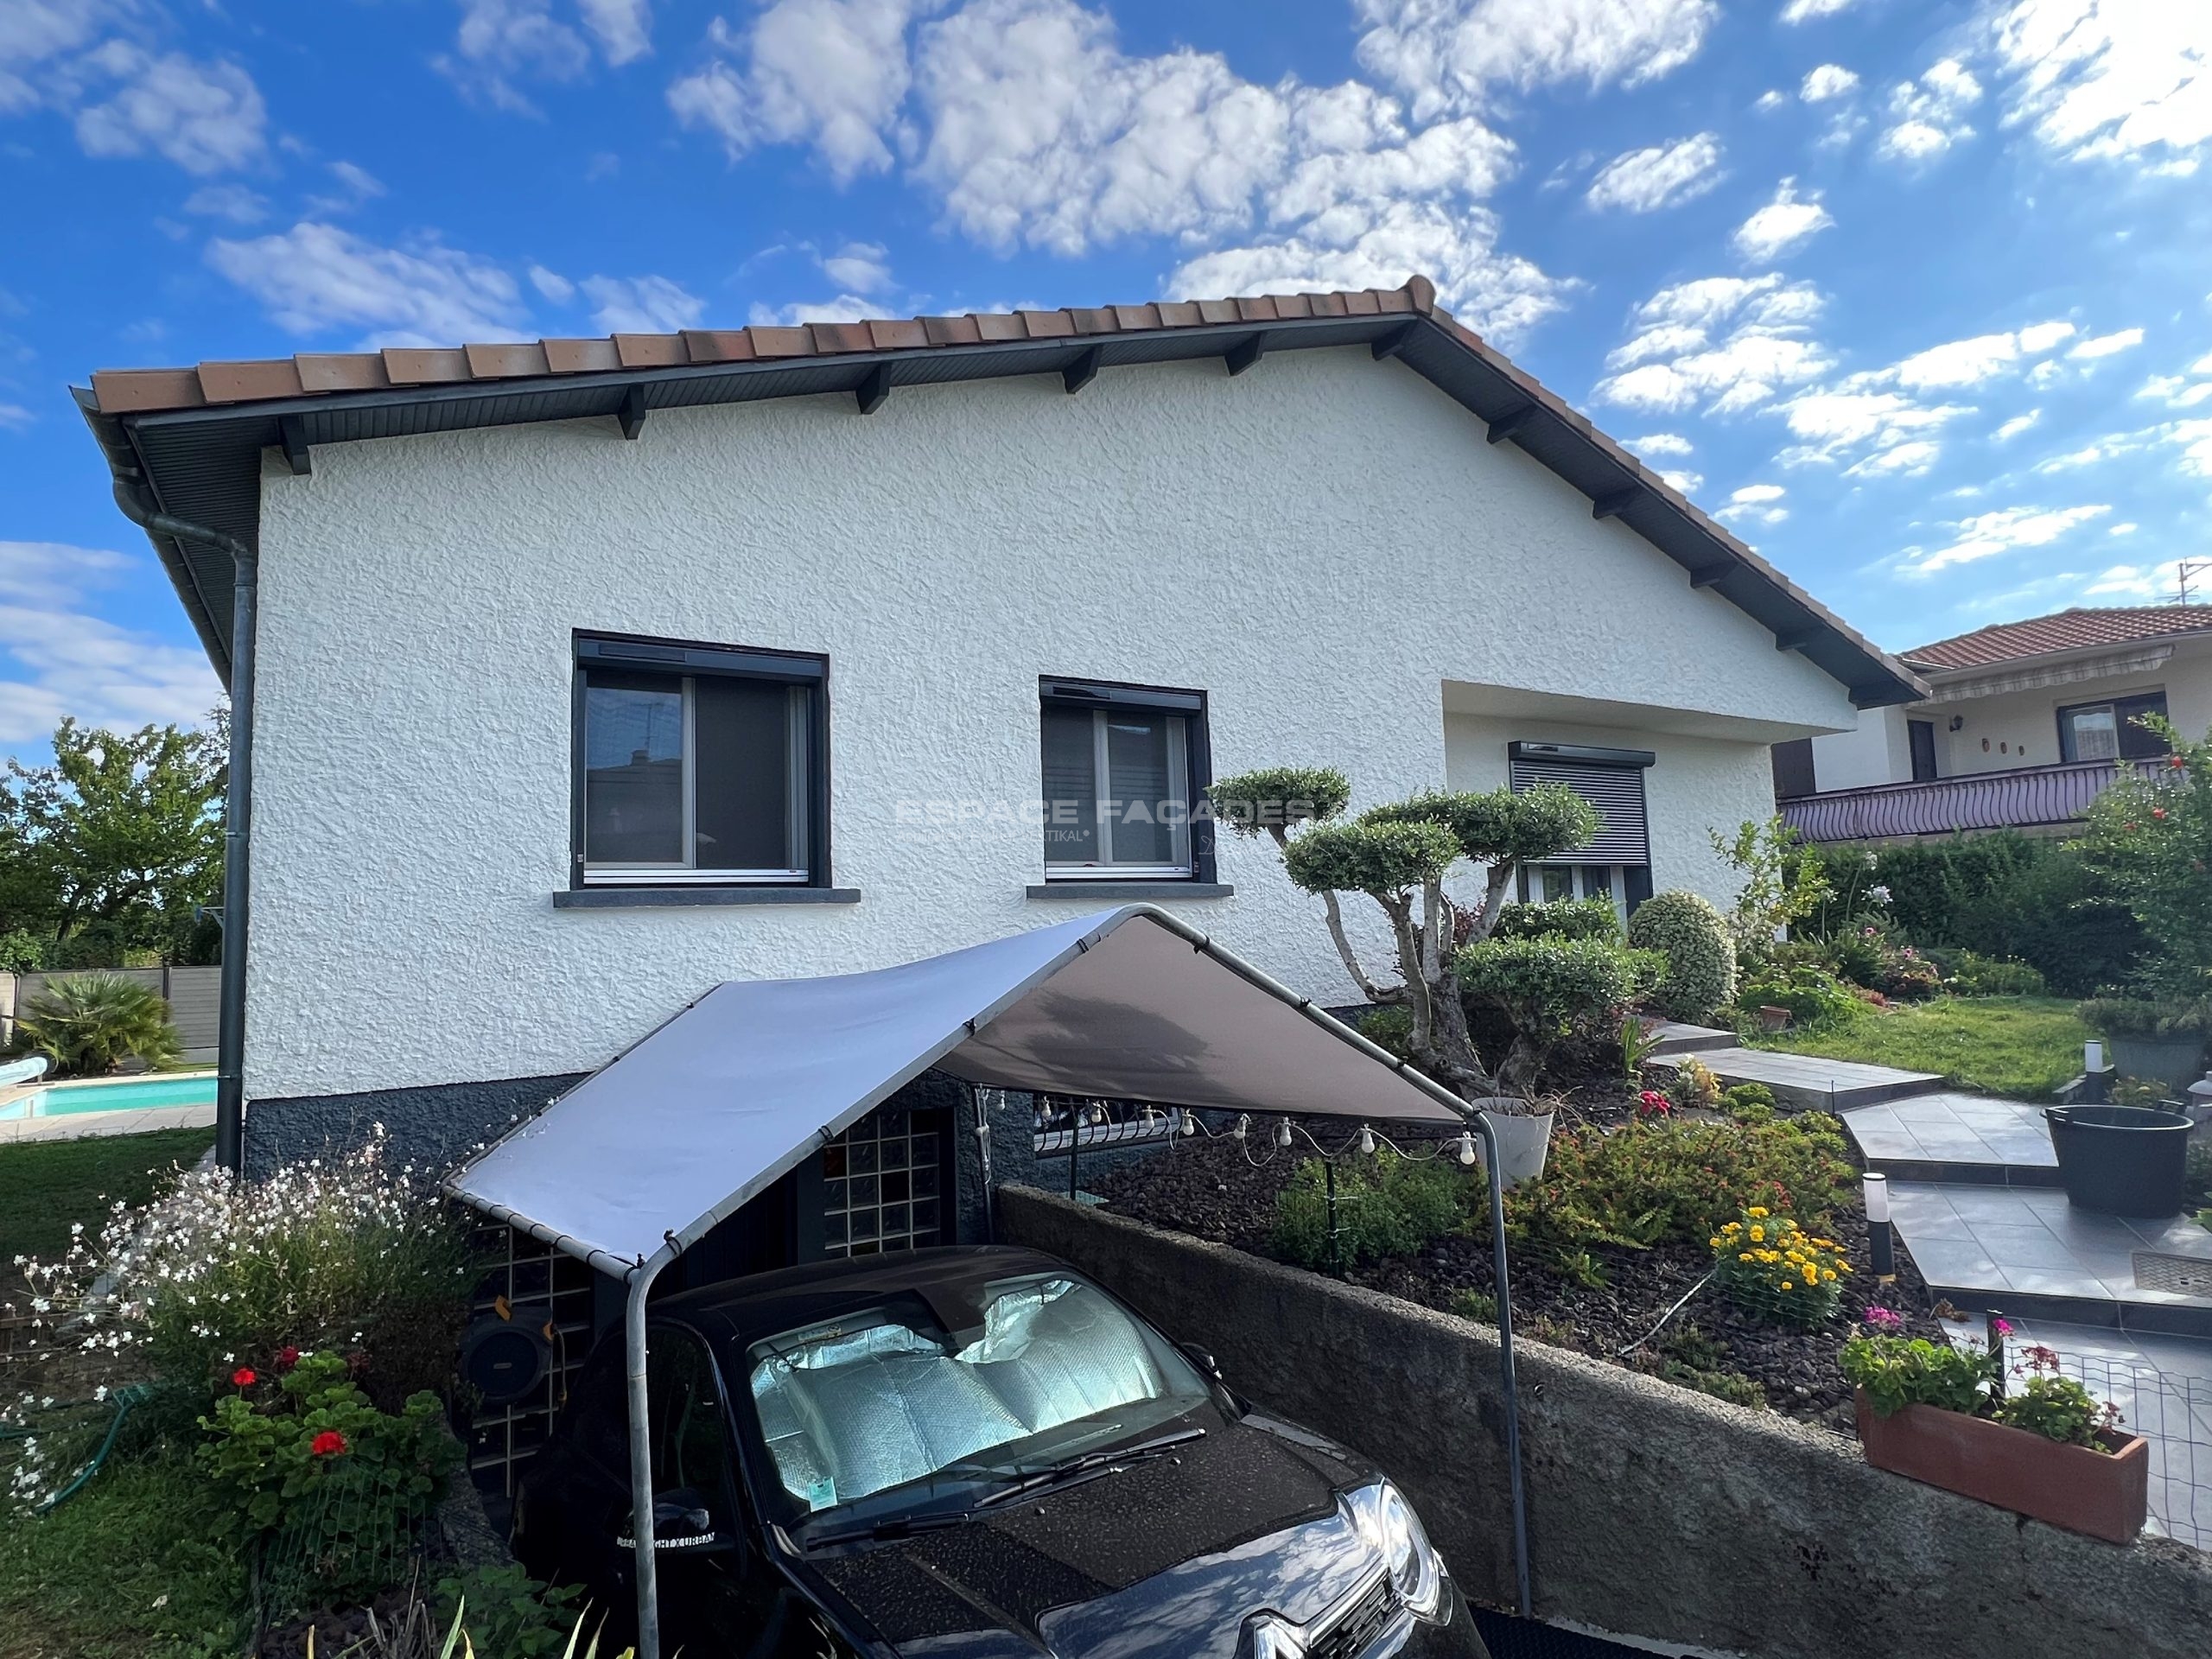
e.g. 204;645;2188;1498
107;482;256;1176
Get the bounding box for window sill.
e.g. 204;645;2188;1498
553;887;862;909
1026;881;1234;901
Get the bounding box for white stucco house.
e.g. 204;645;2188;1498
78;271;1920;1207
1777;605;2212;842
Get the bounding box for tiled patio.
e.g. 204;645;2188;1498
1891;1180;2212;1337
1841;1094;2060;1185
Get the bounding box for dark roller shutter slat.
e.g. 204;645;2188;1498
1510;759;1650;864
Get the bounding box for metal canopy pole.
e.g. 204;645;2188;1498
625;1241;680;1659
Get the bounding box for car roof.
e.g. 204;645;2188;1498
652;1244;1079;1351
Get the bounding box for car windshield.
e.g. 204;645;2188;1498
742;1272;1211;1525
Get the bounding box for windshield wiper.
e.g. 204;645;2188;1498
801;1508;977;1550
973;1426;1207;1510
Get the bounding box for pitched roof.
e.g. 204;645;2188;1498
1904;606;2212;672
74;275;1924;709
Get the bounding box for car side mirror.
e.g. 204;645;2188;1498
1179;1341;1224;1382
618;1486;731;1553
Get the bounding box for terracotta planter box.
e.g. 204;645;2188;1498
1853;1391;2148;1544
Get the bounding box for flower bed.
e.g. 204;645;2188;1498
1090;1111;1952;1430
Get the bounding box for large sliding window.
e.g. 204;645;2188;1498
1039;678;1211;880
2057;690;2169;764
574;633;828;887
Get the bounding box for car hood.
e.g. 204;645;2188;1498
804;1416;1383;1659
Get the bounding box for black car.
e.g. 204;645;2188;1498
514;1245;1489;1659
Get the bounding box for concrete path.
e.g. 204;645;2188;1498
1644;1045;1943;1110
1644;1021;1739;1058
1841;1094;2059;1186
0;1102;216;1147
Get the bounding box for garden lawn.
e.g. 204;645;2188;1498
0;1128;212;1267
1744;995;2089;1099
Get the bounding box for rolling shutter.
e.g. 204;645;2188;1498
1509;741;1653;865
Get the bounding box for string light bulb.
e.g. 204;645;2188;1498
1180;1109;1198;1136
1357;1126;1375;1155
1233;1115;1249;1142
1456;1131;1478;1167
1275;1120;1293;1148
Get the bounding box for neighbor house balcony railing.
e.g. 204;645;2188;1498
1779;759;2126;843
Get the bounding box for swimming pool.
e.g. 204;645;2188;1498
0;1073;218;1120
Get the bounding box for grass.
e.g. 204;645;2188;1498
0;1128;212;1268
1743;995;2091;1100
0;1449;248;1659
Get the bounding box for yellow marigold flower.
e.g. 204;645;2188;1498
1738;1252;1752;1263
1748;1226;1764;1242
1780;1281;1796;1292
1748;1206;1770;1219
1709;1236;1723;1249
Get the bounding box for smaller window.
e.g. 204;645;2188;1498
574;634;828;887
2058;691;2169;764
1039;680;1211;880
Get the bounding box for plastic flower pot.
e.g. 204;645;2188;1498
2109;1033;2209;1094
1853;1392;2147;1544
1471;1102;1554;1188
2043;1104;2193;1217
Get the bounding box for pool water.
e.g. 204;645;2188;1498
0;1073;218;1120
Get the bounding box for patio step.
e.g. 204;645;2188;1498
1644;1021;1739;1058
1840;1095;2063;1190
1645;1046;1944;1112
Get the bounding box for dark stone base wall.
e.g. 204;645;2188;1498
243;1074;587;1180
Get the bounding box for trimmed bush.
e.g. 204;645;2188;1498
1456;937;1663;1042
1272;1154;1475;1269
1627;889;1738;1023
1946;951;2048;997
1491;897;1621;943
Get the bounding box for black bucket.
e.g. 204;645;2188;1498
2044;1105;2193;1217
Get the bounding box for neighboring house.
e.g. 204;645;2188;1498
1775;605;2212;843
78;276;1919;1484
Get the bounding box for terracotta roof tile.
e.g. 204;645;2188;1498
1904;607;2212;671
383;347;469;385
296;353;391;392
198;359;306;404
543;338;622;375
1013;310;1073;340
464;343;550;380
92;368;207;411
808;321;874;356
1196;299;1240;325
920;315;982;346
868;319;929;352
613;334;690;369
679;330;756;365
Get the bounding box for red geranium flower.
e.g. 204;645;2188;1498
276;1346;301;1370
231;1367;257;1389
2152;807;2168;820
310;1430;349;1458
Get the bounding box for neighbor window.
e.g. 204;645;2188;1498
1039;679;1211;880
574;633;827;887
2057;691;2169;764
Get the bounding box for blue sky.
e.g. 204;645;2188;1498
3;0;2209;759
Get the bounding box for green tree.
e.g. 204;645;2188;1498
0;716;225;965
1710;816;1828;967
1211;766;1603;1096
2075;715;2212;1003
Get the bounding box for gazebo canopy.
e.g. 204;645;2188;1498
448;905;1463;1269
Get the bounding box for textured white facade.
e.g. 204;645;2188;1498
248;346;1859;1101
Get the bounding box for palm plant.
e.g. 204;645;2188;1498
10;971;181;1076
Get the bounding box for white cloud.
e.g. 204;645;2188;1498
578;0;653;64
2109;523;2139;536
1731;178;1833;262
2161;416;2212;477
0;404;30;430
1753;89;1787;113
819;240;893;292
1658;467;1704;493
1773;389;1973;469
2084;560;2183;600
1900;503;2113;575
2069;327;2144;359
306;160;387;216
181;182;268;224
1800;64;1859;103
528;264;575;302
1993;0;2212;168
1626;432;1694;457
748;295;875;326
73;43;267;174
1585;131;1724;213
1847;439;1942;477
670;0;918;183
1878;59;1982;162
1891;322;2071;389
1716;481;1788;527
206;222;527;347
581;274;705;333
2137;372;2212;410
1593;273;1832;413
1994;410;2042;440
1780;0;1859;21
1353;0;1719;121
0;543;222;743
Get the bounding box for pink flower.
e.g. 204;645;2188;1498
1864;1306;1902;1331
1993;1317;2013;1336
1636;1090;1671;1118
1861;925;1878;938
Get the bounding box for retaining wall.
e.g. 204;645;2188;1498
998;1185;2212;1659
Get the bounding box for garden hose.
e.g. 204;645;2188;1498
2;1382;156;1511
1615;1271;1715;1357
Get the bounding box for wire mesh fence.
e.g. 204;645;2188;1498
2009;1337;2212;1551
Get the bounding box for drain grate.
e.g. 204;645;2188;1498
2133;1251;2212;1297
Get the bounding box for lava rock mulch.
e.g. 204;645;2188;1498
1087;1124;1958;1434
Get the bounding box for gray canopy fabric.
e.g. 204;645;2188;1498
447;904;1465;1269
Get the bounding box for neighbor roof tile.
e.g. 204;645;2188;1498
1905;607;2212;671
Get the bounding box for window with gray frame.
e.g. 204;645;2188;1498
2057;690;2169;764
1039;678;1213;880
573;633;829;887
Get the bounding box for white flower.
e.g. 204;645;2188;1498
1867;884;1892;904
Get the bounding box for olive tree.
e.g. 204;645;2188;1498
1211;766;1602;1097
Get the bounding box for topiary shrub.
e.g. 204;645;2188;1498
1626;890;1738;1023
1455;936;1663;1088
1491;898;1621;943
